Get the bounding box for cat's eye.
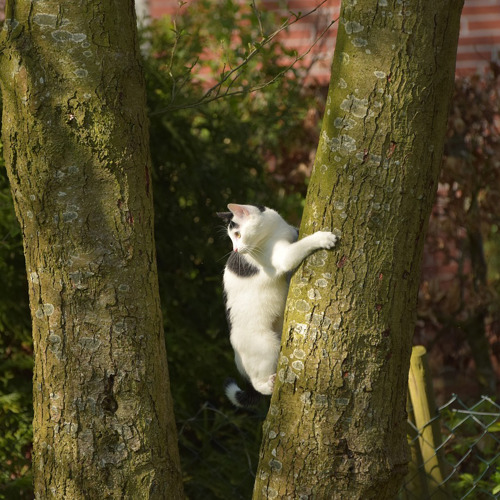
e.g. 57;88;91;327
234;231;241;239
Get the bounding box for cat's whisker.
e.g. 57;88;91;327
247;246;266;262
249;245;265;257
217;251;233;263
216;225;229;237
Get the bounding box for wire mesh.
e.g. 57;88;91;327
401;395;500;499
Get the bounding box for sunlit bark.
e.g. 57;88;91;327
253;0;463;498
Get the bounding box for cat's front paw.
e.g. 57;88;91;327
313;231;338;250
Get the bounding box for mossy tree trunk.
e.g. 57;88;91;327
253;0;463;498
0;1;183;498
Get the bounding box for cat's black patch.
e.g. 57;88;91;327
225;307;232;330
256;205;266;212
217;211;239;229
226;252;259;277
216;212;233;224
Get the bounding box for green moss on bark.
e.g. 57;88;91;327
0;2;183;498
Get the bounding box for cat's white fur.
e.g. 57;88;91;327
219;203;338;407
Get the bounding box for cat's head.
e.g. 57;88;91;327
217;203;276;253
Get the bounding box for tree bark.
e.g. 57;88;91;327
253;0;463;498
0;1;183;498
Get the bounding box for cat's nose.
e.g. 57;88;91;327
234;247;238;252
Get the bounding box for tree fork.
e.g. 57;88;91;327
253;0;463;498
0;1;183;498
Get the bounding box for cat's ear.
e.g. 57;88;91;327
228;203;251;219
216;211;233;224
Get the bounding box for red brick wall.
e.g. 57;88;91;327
458;0;500;75
147;0;500;82
271;0;341;84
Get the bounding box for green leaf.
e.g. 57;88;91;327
487;422;500;433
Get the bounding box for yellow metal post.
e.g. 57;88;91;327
408;346;450;499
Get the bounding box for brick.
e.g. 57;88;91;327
150;0;180;17
459;35;500;46
468;20;500;32
287;0;327;9
456;51;493;62
464;0;500;6
463;5;500;15
285;27;316;38
260;0;281;7
457;43;497;53
456;62;490;76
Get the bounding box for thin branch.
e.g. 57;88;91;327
251;0;265;38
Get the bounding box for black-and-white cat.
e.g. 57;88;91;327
217;203;338;407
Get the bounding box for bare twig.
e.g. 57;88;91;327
251;0;265;38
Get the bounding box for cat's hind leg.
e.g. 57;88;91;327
232;329;280;395
251;373;276;395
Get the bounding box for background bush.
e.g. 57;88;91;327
416;65;500;398
0;140;33;499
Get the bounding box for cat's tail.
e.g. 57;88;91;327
224;378;262;407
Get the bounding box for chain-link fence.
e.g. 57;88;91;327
401;395;500;499
178;347;500;499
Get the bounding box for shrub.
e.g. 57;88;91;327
416;63;500;396
0;139;33;500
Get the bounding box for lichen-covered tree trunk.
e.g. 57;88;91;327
0;1;183;498
253;1;463;498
